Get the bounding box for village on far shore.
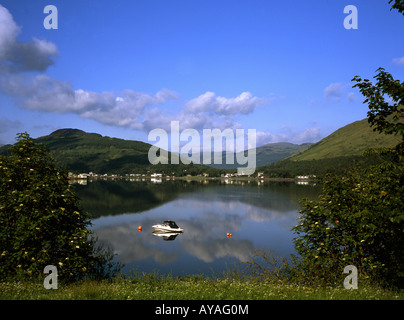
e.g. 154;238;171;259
68;171;317;185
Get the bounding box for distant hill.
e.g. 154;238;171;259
0;128;313;174
31;129;153;174
2;119;400;177
260;118;402;178
203;142;313;169
0;129;239;175
287;119;401;161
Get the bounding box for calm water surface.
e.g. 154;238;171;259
74;179;321;276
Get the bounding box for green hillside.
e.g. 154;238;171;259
0;129;228;176
0;129;312;174
287;119;402;161
259;118;402;178
1;118;400;177
35;129;153;173
205;142;313;169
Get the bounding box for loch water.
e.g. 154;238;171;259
73;178;321;277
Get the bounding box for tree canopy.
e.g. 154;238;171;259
0;133;119;282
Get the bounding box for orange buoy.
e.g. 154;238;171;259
138;226;142;232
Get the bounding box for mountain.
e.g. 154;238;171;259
35;129;153;173
0;129;228;175
0;128;313;174
1;118;400;177
260;118;402;178
204;142;313;169
287;119;401;161
0;128;159;173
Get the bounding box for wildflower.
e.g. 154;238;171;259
58;262;63;267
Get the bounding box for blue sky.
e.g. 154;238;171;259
0;0;403;148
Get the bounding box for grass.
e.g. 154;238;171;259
1;273;402;300
288;118;402;161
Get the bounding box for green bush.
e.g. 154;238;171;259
292;65;404;288
0;133;119;282
293;159;404;287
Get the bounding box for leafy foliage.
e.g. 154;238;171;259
352;68;404;147
292;68;404;288
0;133;120;282
293;163;404;287
389;0;404;15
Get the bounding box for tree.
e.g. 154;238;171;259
389;0;404;15
293;162;404;287
352;68;404;155
243;0;404;287
293;53;404;287
0;133;118;282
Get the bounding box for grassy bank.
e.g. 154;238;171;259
1;274;402;300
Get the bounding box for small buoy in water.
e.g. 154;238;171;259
227;233;232;238
138;226;142;232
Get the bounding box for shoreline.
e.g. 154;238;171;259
68;174;319;184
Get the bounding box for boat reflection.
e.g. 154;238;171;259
152;230;182;241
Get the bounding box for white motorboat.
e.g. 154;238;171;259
152;220;183;233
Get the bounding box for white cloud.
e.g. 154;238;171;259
323;82;356;103
255;126;321;146
0;5;58;72
0;5;20;60
324;82;345;102
185;91;268;115
393;56;404;66
293;127;321;143
0;4;274;141
9;38;58;72
255;131;286;146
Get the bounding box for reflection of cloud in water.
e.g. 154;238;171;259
179;210;241;238
182;238;254;263
178;210;254;263
92;187;305;275
95;223;178;265
245;205;299;229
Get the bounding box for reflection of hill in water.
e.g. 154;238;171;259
73;179;198;218
73;179;321;218
176;182;321;213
